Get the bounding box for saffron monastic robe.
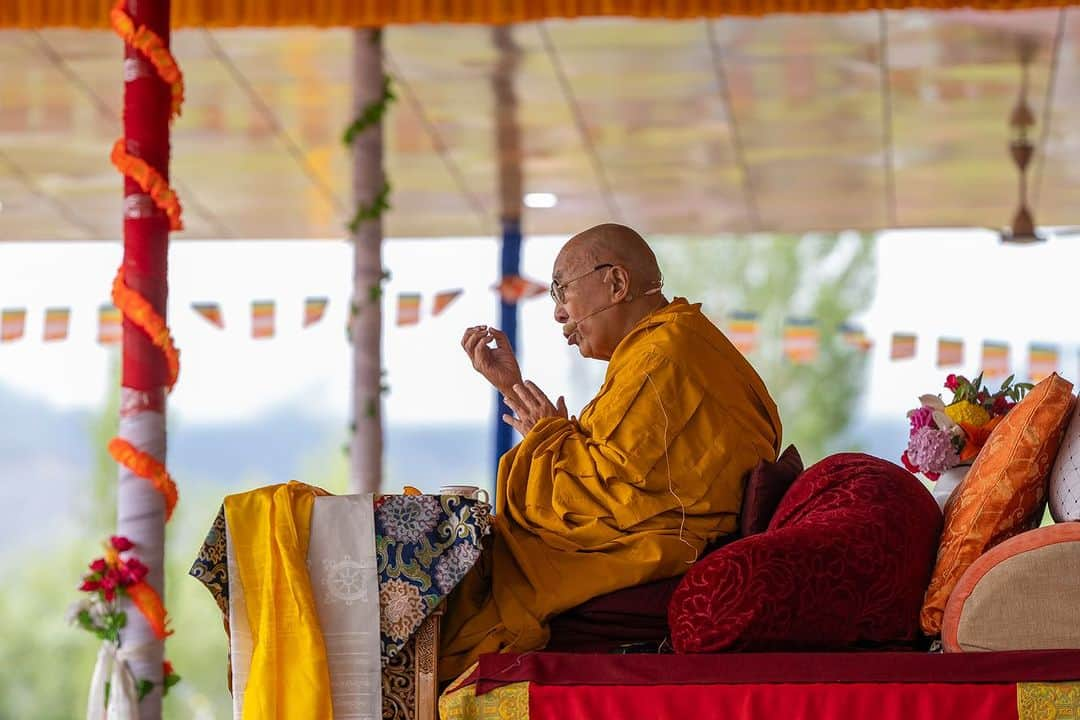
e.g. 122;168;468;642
440;298;782;680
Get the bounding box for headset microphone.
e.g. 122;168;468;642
563;285;662;339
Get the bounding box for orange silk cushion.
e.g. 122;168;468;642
920;373;1075;636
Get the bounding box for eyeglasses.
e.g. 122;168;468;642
550;264;613;304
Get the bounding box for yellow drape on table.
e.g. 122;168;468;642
438;664;530;720
439;298;782;680
1017;682;1080;720
224;481;333;720
4;0;1078;29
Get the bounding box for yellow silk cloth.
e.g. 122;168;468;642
440;298;782;680
5;0;1076;29
224;481;333;720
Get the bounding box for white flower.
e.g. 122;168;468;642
919;394;946;411
66;598;92;627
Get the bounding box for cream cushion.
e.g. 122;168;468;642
942;523;1080;652
1049;394;1080;522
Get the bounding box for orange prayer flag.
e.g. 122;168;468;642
397;293;421;326
839;323;872;352
1;308;26;342
782;317;819;364
303;297;328;328
252;301;274;339
1028;343;1058;383
43;307;70;342
727;311;759;355
192;302;224;329
494;275;547;303
98;305;123;345
936;338;963;368
890;332;916;360
432;289;463;317
981;341;1010;378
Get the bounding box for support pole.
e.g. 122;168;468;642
492;25;523;475
349;28;386;493
116;0;171;715
495;219;522;471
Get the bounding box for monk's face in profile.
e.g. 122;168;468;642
551;246;622;360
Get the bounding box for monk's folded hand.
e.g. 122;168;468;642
462;325;523;396
502;381;568;435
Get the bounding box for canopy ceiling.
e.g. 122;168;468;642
0;9;1077;242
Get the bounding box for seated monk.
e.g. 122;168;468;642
440;223;782;681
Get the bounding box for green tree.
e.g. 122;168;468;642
654;233;878;464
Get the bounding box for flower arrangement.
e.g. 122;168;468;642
901;373;1033;479
69;536;180;701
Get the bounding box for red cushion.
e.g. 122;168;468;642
741;444;803;537
669;453;942;653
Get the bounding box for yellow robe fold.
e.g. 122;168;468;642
440;298;782;680
224;481;334;720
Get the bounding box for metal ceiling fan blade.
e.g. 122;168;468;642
1048;226;1080;238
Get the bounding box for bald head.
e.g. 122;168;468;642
560;223;662;297
552;223;667;361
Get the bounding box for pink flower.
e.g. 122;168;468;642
906;426;961;475
88;558;107;573
79;579;101;593
908;406;935;431
110;536;134;552
945;374;959;391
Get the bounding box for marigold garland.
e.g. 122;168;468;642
127;580;173;639
108;438;179;522
111;266;180;390
109;0;184;120
110;140;184;232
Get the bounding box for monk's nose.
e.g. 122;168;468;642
554;303;569;323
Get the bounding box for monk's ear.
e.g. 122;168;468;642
608;265;631;302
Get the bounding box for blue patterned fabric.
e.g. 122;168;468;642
189;493;491;661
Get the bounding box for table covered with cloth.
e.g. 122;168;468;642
441;650;1080;720
190;493;491;719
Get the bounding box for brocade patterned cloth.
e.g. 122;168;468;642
189;493;491;719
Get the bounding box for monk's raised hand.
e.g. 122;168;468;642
462;325;523;397
502;381;567;435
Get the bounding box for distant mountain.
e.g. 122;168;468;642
0;379;494;550
0;377;911;553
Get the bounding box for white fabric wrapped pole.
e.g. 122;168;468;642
116;398;167;714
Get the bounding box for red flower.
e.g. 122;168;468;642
163;660;174;677
992;396;1015;416
79;579;102;592
110;536;134;552
100;575;117;602
944;374;959;391
977;390;989;403
89;558;107;573
120;557;149;585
